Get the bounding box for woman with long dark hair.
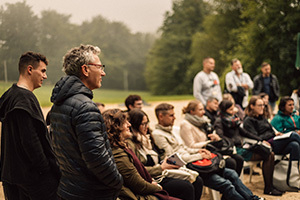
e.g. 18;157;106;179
215;99;282;196
102;109;180;200
128;108;203;200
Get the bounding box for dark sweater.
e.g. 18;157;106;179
0;84;60;184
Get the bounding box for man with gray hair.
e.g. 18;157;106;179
49;44;123;199
225;59;253;109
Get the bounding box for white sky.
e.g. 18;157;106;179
0;0;173;33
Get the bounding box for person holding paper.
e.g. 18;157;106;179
243;96;286;196
180;100;244;176
270;96;300;161
102;108;180;200
153;103;265;200
127;108;203;200
271;96;300;133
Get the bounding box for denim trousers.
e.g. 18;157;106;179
203;168;254;200
273;132;300;160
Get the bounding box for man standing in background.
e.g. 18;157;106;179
0;52;60;199
193;57;222;105
253;62;280;110
225;59;253;109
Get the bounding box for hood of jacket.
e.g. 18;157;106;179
51;75;93;106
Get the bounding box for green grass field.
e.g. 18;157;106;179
0;81;194;107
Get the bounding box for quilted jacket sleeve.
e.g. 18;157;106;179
74;102;123;189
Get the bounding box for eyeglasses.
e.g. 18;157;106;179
87;63;105;71
141;121;149;126
256;104;265;107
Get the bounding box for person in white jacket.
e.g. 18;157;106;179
152;103;265;200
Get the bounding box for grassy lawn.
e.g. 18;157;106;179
0;81;194;107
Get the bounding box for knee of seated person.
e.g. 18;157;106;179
223;168;239;179
289;141;300;149
291;132;300;140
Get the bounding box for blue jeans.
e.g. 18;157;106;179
204;168;254;200
273;132;300;160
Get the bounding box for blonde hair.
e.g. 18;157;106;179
182;100;202;114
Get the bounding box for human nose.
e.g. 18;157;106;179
101;70;106;76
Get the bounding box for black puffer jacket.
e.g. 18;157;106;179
49;76;122;200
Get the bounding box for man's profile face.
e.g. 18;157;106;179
232;60;242;71
203;58;215;72
261;64;271;77
159;109;176;127
133;100;143;109
207;99;219;112
31;61;47;90
85;55;106;90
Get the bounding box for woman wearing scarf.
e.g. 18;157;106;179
215;100;282;196
180;100;244;176
127;109;203;200
102;108;180;200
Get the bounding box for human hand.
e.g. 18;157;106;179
241;84;249;90
161;157;180;170
262;140;271;146
199;149;212;159
275;132;283;136
152;181;163;190
208;133;221;141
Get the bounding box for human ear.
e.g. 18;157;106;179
81;65;89;77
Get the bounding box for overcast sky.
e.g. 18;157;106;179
0;0;173;33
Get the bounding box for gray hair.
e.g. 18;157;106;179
63;44;101;77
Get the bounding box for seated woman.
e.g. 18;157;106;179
258;93;273;121
102;109;179;200
223;93;245;121
180;100;244;176
270;96;300;161
127;108;203;200
271;96;300;133
215;99;282;196
152;104;264;200
244;96;300;192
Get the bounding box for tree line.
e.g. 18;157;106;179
1;0;300;95
145;0;300;96
0;1;155;90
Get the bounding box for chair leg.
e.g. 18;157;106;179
208;187;221;200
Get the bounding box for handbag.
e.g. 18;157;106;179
243;140;272;160
186;153;226;177
206;138;234;155
156;167;199;183
273;154;300;192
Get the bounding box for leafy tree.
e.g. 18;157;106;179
145;0;208;94
38;10;79;84
80;16;154;90
232;0;300;95
0;1;39;80
187;0;244;91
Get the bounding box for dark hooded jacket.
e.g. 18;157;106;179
0;84;60;184
49;75;122;200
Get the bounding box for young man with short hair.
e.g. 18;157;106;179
125;94;143;111
0;52;60;199
204;97;219;125
152;103;264;200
